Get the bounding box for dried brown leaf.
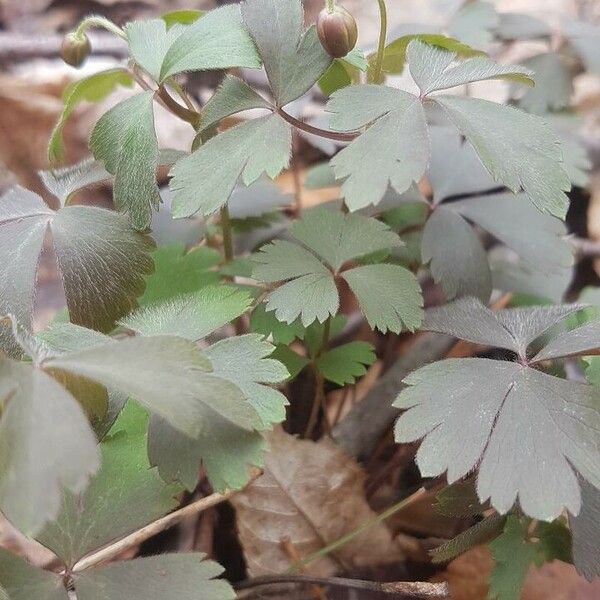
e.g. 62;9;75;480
231;428;403;577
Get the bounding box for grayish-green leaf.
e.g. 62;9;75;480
496;13;551;40
205;334;289;427
121;286;252;340
316;341;376;386
241;0;332;106
532;318;600;362
422;207;491;302
170;114;291;217
38;402;179;567
563;20;600;76
90;91;160;230
0;548;68;600
395;358;600;519
514;52;572;114
447;1;499;47
435;95;571;218
253;239;330;281
200;75;271;132
570;480;600;581
451;192;573;273
342;264;423;333
74;553;235;600
45;336;260;438
250;303;305;345
0;359;99;535
327;85;429;211
229;179;292;219
407;40;533;95
160;4;261;80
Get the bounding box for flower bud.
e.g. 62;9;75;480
317;5;358;59
60;32;92;67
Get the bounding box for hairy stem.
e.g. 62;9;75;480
370;0;388;83
236;575;449;599
156;86;201;127
276;108;358;142
74;15;126;40
72;469;261;573
220;205;234;264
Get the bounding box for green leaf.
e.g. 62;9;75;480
241;0;332;106
407;40;534;95
48;68;134;162
514;52;572;114
0;359;99;535
0;548;68;600
304;162;338;190
316;341;376;386
434;480;488;517
422;207;491;302
250;303;305;345
489;516;537;600
205;334;289;427
74;553;235;600
380;33;484;75
90;91;160;230
434;95;571;218
170;114;291;217
447;1;499;47
139;243;221;305
532;318;600;362
270;345;309;380
431;514;507;563
37;402;180;567
496;13;551;41
45;335;261;438
160;4;260;80
570;480;600;581
200;75;272;132
162;9;204;27
229;178;292;219
327;85;429;211
121;286;252;340
563;20;600;76
536;520;572;564
394;357;600;520
341;264;423;333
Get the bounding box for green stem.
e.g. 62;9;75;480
74;15;126;40
288;486;427;573
371;0;388;83
220;205;234;264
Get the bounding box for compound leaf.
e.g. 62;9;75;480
37;402;180;567
241;0;332;106
0;359;99;535
90;91;160;230
570;480;600;581
250;303;305;345
394;358;600;520
74;553;234;600
316;341;376;386
532;318;600;362
121;286;252;340
160;4;260;80
48;68;134;162
327;85;429;211
170;114;291;217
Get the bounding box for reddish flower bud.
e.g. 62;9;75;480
60;32;92;67
317;5;358;59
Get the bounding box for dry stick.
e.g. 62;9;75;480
235;575;449;599
72;469;262;573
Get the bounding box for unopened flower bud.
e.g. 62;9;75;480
317;5;358;59
60;32;92;67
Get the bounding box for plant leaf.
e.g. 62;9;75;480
90;91;160;230
121;286;252;340
48;68;134;162
434;480;488;517
241;0;332;106
250;303;305;344
407;40;533;95
316;341;376;386
74;553;235;600
170;114;291;217
37;402;180;567
230;428;401;576
341;264;423;333
496;13;551;40
327;85;429;211
434;95;571;218
563;20;600;76
204;334;289;427
422;207;491;302
447;0;499;47
532;318;600;362
0;548;68;600
162;9;204;27
139;243;221;306
0;359;99;535
394;357;600;520
45;336;260;438
570;479;600;581
160;4;260;80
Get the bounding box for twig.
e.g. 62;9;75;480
235;575;449;599
71;469;261;573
